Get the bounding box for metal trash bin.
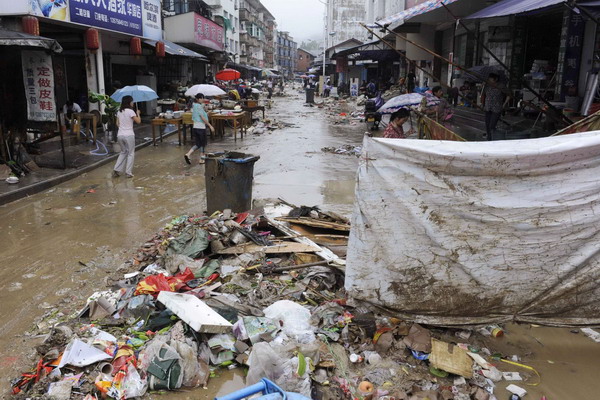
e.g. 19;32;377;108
305;88;315;104
204;152;260;214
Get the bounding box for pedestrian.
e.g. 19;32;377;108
367;79;376;97
407;70;416;93
383;109;412;139
184;93;214;165
267;79;274;99
481;73;511;140
431;86;453;122
112;96;140;178
62;99;82;129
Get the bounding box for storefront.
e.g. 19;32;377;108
164;12;227;79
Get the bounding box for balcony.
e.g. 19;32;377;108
240;32;250;43
203;0;223;9
239;8;252;22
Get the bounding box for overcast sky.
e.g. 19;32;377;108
260;0;325;43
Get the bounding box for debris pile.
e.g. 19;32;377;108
382;84;407;101
321;145;362;157
247;119;295;135
12;201;541;400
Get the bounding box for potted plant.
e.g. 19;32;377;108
88;91;120;146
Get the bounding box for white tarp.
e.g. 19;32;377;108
346;134;600;326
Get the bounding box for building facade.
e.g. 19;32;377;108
204;0;241;64
326;0;369;48
238;0;275;68
296;49;316;74
277;32;297;78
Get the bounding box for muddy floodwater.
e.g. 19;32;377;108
1;89;599;398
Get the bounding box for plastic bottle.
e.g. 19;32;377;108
509;395;521;400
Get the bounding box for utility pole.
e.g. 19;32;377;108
323;0;328;78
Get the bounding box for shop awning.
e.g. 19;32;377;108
0;29;62;53
370;0;460;27
466;0;566;19
145;39;208;61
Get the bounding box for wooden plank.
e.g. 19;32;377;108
217;241;321;255
275;217;351;231
264;204;346;269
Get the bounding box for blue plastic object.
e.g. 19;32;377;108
214;378;311;400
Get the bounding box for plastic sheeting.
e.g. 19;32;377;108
345;135;600;326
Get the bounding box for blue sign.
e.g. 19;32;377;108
70;0;144;36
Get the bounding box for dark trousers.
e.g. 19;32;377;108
485;111;501;141
192;128;207;152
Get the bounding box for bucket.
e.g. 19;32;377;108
204;152;260;214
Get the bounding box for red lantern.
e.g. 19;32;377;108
155;41;166;58
22;16;40;36
130;37;142;56
85;28;100;51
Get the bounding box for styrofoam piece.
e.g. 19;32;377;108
157;291;232;333
506;384;527;397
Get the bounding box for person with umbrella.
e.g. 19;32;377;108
112;95;141;178
383;109;412;139
184;93;214;165
481;73;511;140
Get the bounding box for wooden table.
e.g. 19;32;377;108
151;117;183;146
209;112;247;141
72;113;97;144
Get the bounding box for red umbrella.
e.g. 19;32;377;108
216;68;241;81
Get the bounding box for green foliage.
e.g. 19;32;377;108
88;91;120;131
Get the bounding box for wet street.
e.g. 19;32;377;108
0;88;363;396
1;89;599;399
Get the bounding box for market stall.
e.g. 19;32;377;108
0;29;65;175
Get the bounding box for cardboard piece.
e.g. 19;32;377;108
403;324;432;353
429;339;473;378
157;291;232;333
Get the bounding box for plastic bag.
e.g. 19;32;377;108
146;343;183;390
171;339;203;387
138;335;169;372
246;342;286;385
121;364;148;398
263;300;315;343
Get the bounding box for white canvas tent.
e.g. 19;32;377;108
346;134;600;326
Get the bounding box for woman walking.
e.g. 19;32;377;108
184;93;214;165
113;95;140;178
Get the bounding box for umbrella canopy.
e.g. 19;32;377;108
111;85;158;102
308;74;316;78
216;68;241;81
378;93;424;114
378;93;440;114
463;65;507;83
261;69;275;78
300;74;309;79
185;84;226;97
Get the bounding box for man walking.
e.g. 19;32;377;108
481;73;510;140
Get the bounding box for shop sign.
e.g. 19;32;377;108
558;11;585;100
70;0;143;36
21;50;57;122
27;0;162;39
194;13;224;51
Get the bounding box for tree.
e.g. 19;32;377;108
299;39;321;51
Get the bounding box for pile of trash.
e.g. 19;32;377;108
321;145;362;157
247;119;295;135
382;84;407;101
11;200;542;400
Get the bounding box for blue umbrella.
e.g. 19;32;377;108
111;85;158;102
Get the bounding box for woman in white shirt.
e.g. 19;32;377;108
112;95;141;178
